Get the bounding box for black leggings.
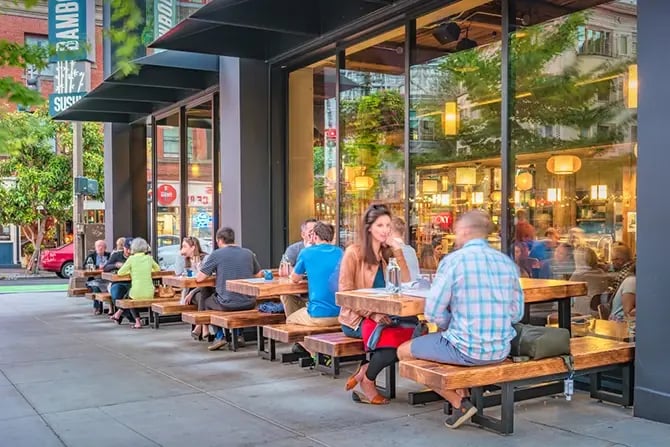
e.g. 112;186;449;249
365;348;398;381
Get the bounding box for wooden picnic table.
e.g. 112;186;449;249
335;278;587;333
73;269;103;278
162;275;216;289
101;270;175;283
226;277;307;298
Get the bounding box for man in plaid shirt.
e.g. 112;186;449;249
398;210;524;429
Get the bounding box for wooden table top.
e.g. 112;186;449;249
226;277;307;297
73;269;103;278
336;278;588;317
569;319;633;342
101;270;175;282
162;275;216;288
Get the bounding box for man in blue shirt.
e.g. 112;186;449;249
286;222;342;326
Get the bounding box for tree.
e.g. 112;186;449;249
0;109;104;272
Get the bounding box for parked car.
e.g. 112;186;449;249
157;237;212;271
39;243;74;278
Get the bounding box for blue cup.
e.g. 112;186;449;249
263;269;273;280
186;269;193;278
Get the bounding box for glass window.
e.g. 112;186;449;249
287;58;337;243
25;35;54;77
185;100;214;244
156;113;181;242
339;27;406;246
511;1;637;301
409;1;502;266
146;121;154;244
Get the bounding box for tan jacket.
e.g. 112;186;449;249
338;243;410;329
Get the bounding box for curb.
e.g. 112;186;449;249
0;273;60;281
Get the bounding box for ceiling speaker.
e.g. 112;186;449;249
456;38;478;52
433;22;461;45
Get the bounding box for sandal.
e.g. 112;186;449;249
130;324;142;329
110;315;123;325
345;362;365;391
351;391;389;405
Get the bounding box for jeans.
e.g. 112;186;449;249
89;286;102;310
110;282;134;322
341;324;362;339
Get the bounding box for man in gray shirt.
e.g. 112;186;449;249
391;217;421;282
283;218;317;265
197;227;261;350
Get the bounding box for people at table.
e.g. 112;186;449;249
282;218;317;266
397;211;524;429
178;237;215;340
285;222;342;328
109;238;160;329
338;203;410;405
609;264;636;321
196;227;262;350
569;246;608;315
103;237;132;314
390;217;420;281
609;244;635;292
84;239;110;315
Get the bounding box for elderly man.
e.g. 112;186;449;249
283;218;317;266
390;217;420;282
398;211;524;429
84;240;110;315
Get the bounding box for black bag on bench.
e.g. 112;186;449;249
510;323;570;361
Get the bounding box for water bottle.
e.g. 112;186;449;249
85;257;94;272
386;257;401;294
279;254;291;277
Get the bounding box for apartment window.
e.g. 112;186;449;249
618;35;629;56
577;27;612;57
163;127;180;158
25;35;54;77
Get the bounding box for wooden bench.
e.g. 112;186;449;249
258;324;341;362
85;292;96;300
399;336;635;434
210;311;286;351
94;292;114;313
115;298;174;325
181;310;233;326
150;301;197;329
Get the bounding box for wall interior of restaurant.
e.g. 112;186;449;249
635;0;669;425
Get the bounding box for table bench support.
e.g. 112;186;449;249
590;363;634;407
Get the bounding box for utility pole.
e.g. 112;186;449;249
73;122;84;269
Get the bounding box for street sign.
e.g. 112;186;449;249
49;60;90;115
48;0;96;63
154;0;176;40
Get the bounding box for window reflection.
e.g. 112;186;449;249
156;113;181;242
186;101;214;243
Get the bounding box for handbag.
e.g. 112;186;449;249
158;284;175;298
510;323;570;360
363;316;426;351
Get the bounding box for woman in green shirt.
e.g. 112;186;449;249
110;237;160;328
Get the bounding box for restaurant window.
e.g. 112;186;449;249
24;35;54;77
409;1;502;268
146;120;154;244
185;100;214;246
155;112;181;244
510;1;637;312
287;57;337;243
339;27;406;246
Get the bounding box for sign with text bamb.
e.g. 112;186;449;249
48;0;96;63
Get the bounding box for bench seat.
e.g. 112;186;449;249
181;310;231;325
210;311;285;351
85;292;96;300
115;298;174;309
258;324;341;362
149;301;197;329
94;292;112;303
399;336;635;434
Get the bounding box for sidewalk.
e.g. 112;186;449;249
1;290;668;447
0;268;58;280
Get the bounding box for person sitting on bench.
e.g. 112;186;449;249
398;210;524;429
287;222;342;327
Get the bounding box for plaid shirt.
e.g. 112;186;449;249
425;239;524;361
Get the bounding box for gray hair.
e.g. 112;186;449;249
458;210;492;237
130;237;151;254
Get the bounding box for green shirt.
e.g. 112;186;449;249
117;253;160;300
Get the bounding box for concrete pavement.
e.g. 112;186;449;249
0;291;668;447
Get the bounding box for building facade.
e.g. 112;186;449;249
59;0;670;425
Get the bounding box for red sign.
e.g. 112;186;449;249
157;184;177;206
325;128;337;140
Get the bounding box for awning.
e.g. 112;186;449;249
54;50;219;123
149;0;397;62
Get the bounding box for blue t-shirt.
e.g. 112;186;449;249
293;244;343;318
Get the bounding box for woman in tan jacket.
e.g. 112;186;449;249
339;204;410;404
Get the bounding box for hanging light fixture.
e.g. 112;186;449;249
354;176;374;191
626;64;638;109
443;101;459;136
515;172;533;191
490;190;502;202
441;175;449;191
591;184;608;200
514;191;521;204
422;179;439;194
456;167;477;185
471;192;484;205
547;188;562;202
546;155;582;175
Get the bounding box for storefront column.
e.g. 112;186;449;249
635;0;670;424
103;123;148;244
218;57;271;266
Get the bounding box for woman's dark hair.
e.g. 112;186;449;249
183;236;207;269
360;204;393;266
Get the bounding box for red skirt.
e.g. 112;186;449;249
361;318;414;351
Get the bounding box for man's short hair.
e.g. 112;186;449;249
95;240;106;248
301;218;318;231
312;222;334;242
391;217;406;237
458;210;493;237
216;227;235;245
